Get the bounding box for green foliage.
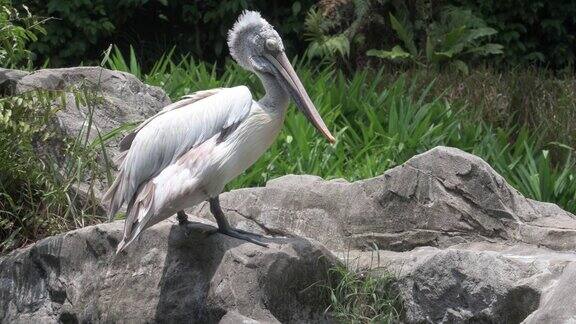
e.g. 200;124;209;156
7;0;575;70
304;8;350;62
452;0;576;69
307;0;575;71
418;66;576;148
302;1;376;69
0;91;59;251
15;0;142;66
107;49;576;215
5;48;575;253
325;264;402;323
105;45;143;80
515;146;576;211
367;7;503;73
0;0;46;68
0;89;113;253
16;0;314;67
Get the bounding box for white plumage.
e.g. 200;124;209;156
105;86;280;250
105;11;334;252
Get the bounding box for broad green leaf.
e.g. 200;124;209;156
367;46;411;60
467;43;504;56
129;45;141;79
308;34;350;59
442;25;467;51
389;13;417;56
292;2;301;15
432;49;458;60
466;27;498;42
451;59;469;75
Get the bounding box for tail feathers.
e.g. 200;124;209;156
103;171;125;222
113;150;129;166
116;234;137;254
115;182;156;254
103;151;130;222
115;238;129;254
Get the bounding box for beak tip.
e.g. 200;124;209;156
327;134;336;144
271;52;336;145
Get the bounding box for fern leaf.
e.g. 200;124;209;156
389;13;417;57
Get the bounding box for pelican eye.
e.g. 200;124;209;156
265;39;278;51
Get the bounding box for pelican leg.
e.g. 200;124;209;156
176;210;189;225
209;196;268;247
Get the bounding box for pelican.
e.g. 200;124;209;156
104;11;335;252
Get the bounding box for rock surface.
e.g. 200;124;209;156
4;67;169;149
341;243;576;323
0;68;28;95
2;145;576;323
1;67;170;205
190;146;576;323
0;217;335;323
193;146;576;253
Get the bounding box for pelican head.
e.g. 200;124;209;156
228;11;335;143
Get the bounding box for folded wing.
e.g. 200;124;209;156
118;88;224;151
103;86;252;221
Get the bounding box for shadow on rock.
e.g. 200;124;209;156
154;222;243;322
154;221;329;323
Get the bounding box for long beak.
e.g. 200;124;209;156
264;52;336;143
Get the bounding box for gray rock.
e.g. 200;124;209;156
5;67;170;208
339;242;576;323
0;217;335;323
219;311;276;324
189;146;576;323
14;66;170;153
523;261;576;323
4;139;576;323
193;146;576;252
0;68;29;95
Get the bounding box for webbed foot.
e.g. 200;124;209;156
217;227;268;247
177;210;189;225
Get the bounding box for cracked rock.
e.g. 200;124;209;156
2;146;576;323
194;147;576;252
4;67;171;208
0;218;336;323
192;146;576;323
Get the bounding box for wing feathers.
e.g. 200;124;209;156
116;182;156;253
105;86;253;238
119;88;225;152
180;88;223;102
102;171;124;221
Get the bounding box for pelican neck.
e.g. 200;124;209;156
255;72;289;115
